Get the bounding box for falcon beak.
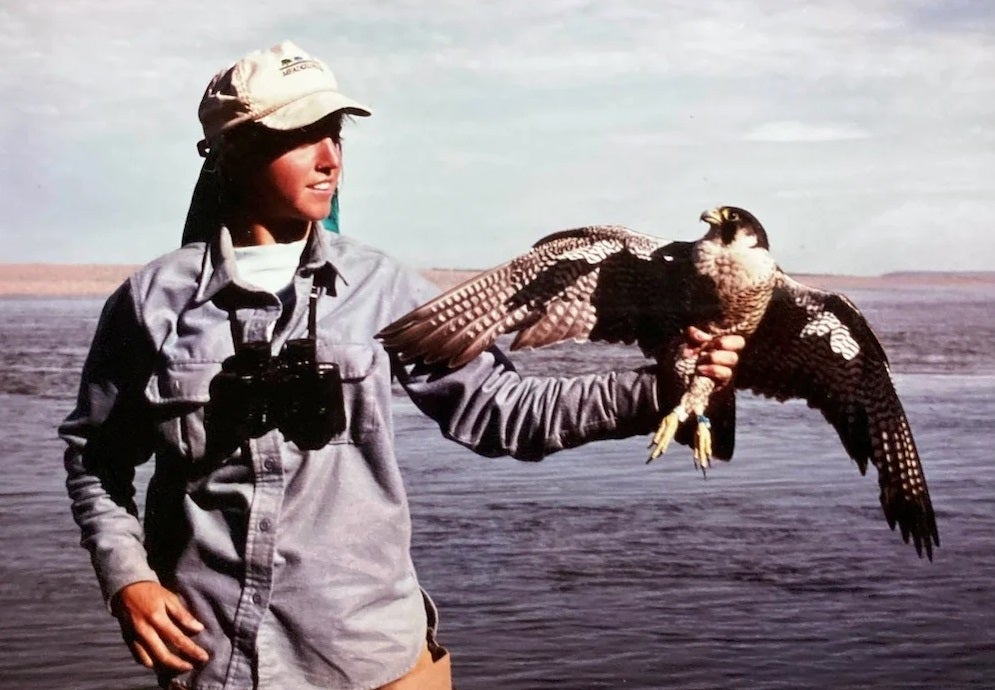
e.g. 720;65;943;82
700;208;723;227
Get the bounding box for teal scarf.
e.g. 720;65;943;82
321;189;340;233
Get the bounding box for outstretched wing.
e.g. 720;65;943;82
736;274;938;558
378;225;717;367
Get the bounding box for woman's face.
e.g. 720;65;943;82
246;126;342;224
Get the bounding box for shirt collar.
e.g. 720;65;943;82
193;223;345;304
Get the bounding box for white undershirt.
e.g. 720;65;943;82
232;239;308;294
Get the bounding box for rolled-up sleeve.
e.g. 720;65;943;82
397;347;664;461
59;280;159;606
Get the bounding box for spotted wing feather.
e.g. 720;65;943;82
377;225;710;367
736;274;938;558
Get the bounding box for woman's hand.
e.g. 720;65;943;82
111;581;209;673
683;326;745;389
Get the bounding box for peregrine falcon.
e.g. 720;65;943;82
377;206;939;558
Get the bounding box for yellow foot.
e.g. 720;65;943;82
693;416;713;474
647;409;682;463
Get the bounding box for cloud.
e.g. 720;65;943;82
845;199;995;274
1;0;994;274
744;121;872;143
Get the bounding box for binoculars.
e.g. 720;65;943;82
205;338;346;451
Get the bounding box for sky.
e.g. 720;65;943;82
3;0;995;275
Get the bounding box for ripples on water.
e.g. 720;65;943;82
1;286;993;689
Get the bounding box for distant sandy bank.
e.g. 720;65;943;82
0;265;481;297
1;264;992;298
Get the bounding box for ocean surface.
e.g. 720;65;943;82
1;284;993;689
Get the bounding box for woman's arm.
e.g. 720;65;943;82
59;281;208;672
395;327;743;461
60;281;160;602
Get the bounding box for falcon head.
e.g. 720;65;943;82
700;206;769;250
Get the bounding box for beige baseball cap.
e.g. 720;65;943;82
197;40;371;155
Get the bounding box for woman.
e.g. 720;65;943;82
61;41;744;690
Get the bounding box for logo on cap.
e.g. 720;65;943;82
280;55;322;76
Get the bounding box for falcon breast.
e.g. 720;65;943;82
377;206;939;559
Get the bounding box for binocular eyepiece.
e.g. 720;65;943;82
205;338;346;452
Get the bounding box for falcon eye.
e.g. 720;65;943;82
728;211;740;222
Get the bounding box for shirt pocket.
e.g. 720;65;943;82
144;361;218;460
314;341;383;444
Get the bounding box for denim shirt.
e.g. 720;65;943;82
60;225;662;690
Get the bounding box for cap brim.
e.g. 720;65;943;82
257;90;372;131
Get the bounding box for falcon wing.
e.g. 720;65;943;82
378;225;716;367
736;274;939;558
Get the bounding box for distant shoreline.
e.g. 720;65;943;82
1;263;993;297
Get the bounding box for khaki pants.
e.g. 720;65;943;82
377;643;452;690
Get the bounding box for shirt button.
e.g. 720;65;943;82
251;593;263;605
263;459;276;472
259;518;272;532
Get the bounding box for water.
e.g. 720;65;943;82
1;285;994;689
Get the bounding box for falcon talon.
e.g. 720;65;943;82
647;408;683;462
693;415;714;470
